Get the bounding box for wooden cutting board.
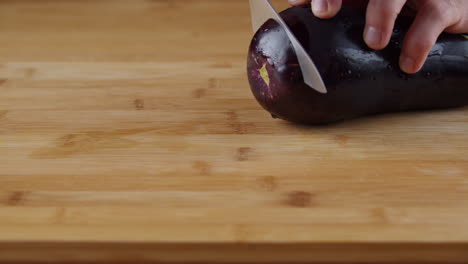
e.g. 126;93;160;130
0;0;467;263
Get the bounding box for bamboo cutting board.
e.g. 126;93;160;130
1;0;468;263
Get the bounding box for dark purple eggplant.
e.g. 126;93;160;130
247;5;468;124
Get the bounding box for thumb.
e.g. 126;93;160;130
311;0;343;19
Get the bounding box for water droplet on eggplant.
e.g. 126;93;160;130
428;50;442;57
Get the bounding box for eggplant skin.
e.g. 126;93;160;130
247;5;468;124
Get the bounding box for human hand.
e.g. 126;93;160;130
288;0;468;74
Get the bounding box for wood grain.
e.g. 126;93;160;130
0;0;467;263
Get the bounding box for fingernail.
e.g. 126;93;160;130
312;0;328;14
400;56;416;73
364;26;382;48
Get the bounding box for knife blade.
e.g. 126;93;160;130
249;0;327;94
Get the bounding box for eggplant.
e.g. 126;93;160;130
247;4;468;124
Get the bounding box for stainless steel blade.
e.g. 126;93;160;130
249;0;327;94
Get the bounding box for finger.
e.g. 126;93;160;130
399;2;457;73
311;0;342;19
288;0;309;5
444;2;467;33
363;0;407;50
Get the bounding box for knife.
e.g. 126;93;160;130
249;0;327;94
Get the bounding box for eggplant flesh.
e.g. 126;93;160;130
247;5;468;124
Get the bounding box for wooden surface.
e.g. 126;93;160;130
1;0;468;263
